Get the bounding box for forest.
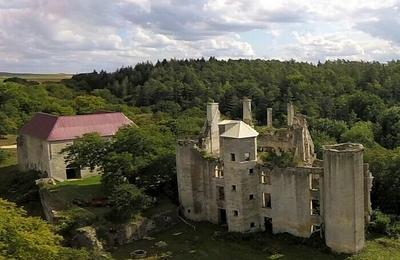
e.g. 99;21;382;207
2;58;400;217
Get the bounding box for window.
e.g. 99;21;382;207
232;185;236;191
230;153;236;161
214;165;224;178
248;168;254;175
244;152;250;161
187;209;191;214
249;194;254;200
250;222;255;228
311;200;320;216
233;210;239;216
262;193;271;208
311;224;321;233
217;186;225;201
310;174;319;190
261;171;271;184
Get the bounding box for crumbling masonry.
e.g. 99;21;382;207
176;99;373;254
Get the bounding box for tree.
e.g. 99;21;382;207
341;121;376;147
61;133;110;172
379;106;400;149
0;199;91;260
108;184;151;221
74;95;107;114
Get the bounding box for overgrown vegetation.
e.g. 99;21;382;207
0;198;95;260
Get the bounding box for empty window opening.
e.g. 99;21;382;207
311;200;320;216
248;168;254;175
262;193;271;208
261;171;271;184
214;165;224;178
311;224;321;233
249;194;254;200
310;174;319;190
66;164;81;179
232;185;236;191
217;186;225;201
233;210;239;216
244;152;250;161
250;222;255;228
187;209;191;214
231;153;236;161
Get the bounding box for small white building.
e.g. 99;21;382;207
17;112;133;181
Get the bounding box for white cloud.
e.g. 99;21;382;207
0;0;399;72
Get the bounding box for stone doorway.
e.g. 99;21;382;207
218;208;227;225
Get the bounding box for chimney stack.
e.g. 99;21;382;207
267;108;273;128
243;97;252;125
206;102;220;155
287;102;294;126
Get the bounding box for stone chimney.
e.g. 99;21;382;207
287;102;294;126
243;97;252;125
206;102;220;155
267;108;273;128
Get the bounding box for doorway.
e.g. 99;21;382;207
264;217;273;233
66;164;81;179
218;208;227;225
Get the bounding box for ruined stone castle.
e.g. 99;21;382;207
176;98;373;254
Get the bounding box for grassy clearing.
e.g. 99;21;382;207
111;222;339;260
111;221;400;260
47;175;105;212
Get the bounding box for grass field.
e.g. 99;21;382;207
0;72;72;83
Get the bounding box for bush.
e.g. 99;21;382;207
58;207;97;235
0;149;8;165
371;210;391;234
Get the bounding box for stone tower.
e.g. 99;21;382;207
242;97;252;125
322;143;366;253
287;102;294;126
205;102;221;156
220;121;259;232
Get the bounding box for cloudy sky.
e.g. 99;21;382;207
1;0;400;73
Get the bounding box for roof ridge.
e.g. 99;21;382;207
58;112;122;118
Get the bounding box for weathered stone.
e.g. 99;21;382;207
72;226;103;251
176;100;372;254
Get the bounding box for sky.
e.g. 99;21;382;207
0;0;400;73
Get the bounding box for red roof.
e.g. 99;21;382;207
20;112;134;141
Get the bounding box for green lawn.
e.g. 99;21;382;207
47;175;105;211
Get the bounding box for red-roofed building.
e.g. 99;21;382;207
17;112;134;181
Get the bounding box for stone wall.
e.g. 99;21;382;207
323;143;365;253
17;134;51;175
269;167;322;237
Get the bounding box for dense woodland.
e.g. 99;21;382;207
2;58;400;217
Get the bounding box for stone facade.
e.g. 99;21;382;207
176;99;373;254
18;135;97;181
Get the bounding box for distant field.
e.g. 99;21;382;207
0;72;72;83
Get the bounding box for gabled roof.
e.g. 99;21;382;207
218;119;240;125
20;112;134;141
220;121;259;139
